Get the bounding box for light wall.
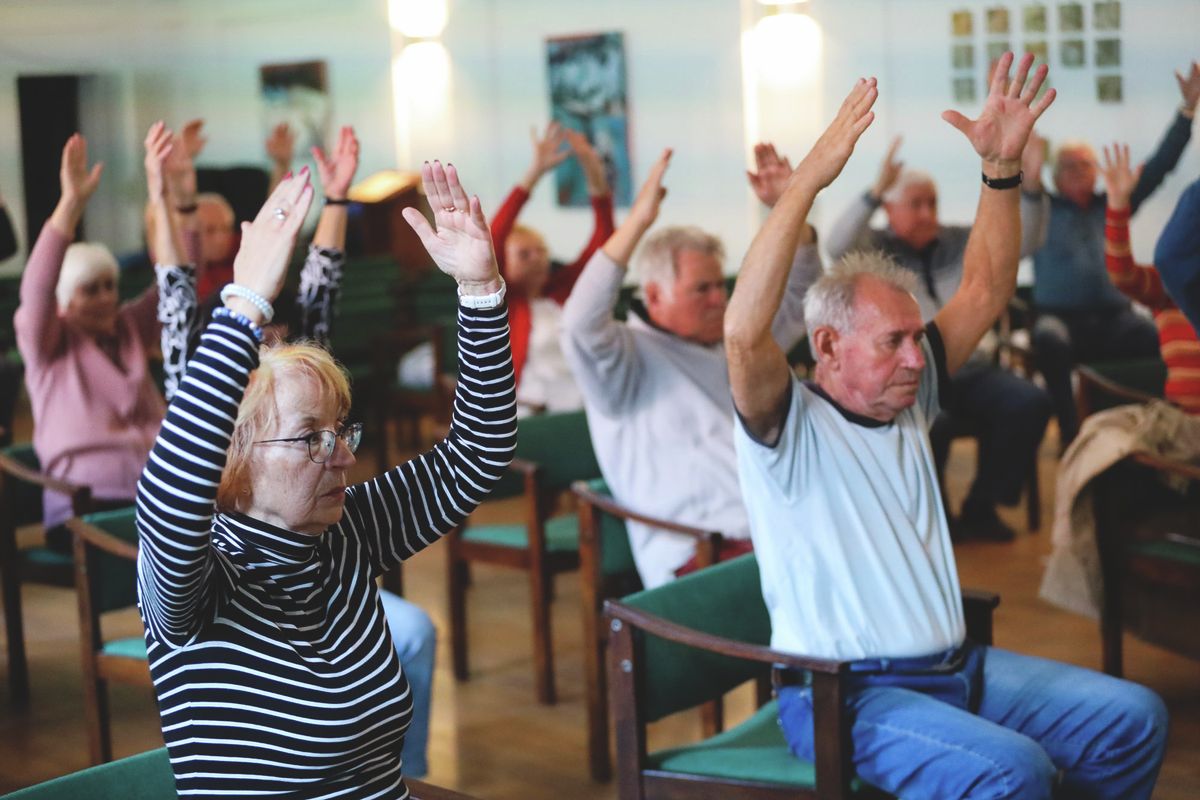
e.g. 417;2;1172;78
0;0;1197;276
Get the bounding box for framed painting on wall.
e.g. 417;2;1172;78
259;60;331;155
545;31;632;207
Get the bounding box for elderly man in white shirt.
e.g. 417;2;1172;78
726;59;1166;800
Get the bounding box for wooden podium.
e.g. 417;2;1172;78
348;170;435;275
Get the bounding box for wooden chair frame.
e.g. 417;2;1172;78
67;516;152;765
448;456;582;705
1074;364;1162;423
574;479;726;781
0;449;90;706
606;589;999;800
1093;451;1200;677
371;324;456;459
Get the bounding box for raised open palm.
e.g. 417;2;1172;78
312;126;360;201
60;133;103;205
403;161;498;286
943;52;1055;169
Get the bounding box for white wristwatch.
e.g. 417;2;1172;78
458;279;507;310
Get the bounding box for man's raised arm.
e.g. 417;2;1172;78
726;78;878;444
933;52;1056;374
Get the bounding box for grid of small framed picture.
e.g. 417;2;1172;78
950;2;1122;104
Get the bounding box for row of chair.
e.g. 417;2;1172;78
3;357;1195;790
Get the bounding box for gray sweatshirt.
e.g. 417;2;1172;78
560;244;816;588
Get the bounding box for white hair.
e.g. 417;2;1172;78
803;251;921;359
634;226;724;302
881;169;937;204
56;242;118;312
1053;139;1096;174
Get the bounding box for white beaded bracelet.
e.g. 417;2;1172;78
219;283;275;324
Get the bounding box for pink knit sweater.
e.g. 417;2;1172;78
15;224;165;527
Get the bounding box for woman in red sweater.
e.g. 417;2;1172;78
1101;142;1200;413
491;121;614;414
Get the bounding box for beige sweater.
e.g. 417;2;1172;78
1040;400;1200;618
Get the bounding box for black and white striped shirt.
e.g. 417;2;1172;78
136;303;516;799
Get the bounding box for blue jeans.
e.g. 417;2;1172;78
379;590;437;778
777;645;1167;799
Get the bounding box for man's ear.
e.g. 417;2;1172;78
812;326;839;367
643;281;661;309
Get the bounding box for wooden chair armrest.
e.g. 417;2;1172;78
407;778;481;800
604;598;848;675
573;481;724;542
0;451;90;500
508;457;540;477
1075;365;1160;406
1129;451;1200;481
65;517;139;562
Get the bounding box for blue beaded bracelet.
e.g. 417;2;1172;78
213;306;265;342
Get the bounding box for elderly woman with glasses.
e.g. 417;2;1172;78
136;162;515;797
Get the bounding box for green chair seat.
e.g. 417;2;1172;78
461;513;580;553
1128;539;1200;567
0;747;174;799
22;547;73;569
101;637;147;660
649;700;881;793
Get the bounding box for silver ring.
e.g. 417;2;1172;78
272;207;287;220
443;205;456;213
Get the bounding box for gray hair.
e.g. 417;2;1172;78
803;251;920;359
634;226;724;302
881;169;937;204
56;242;118;312
1053;139;1096;174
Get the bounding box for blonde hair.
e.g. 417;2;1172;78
216;341;352;511
56;242;118;312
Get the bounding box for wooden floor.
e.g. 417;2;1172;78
1;419;1198;797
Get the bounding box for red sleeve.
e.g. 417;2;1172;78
546;193;615;304
490;186;530;280
1105;206;1171;309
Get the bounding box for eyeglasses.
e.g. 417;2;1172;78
254;422;364;464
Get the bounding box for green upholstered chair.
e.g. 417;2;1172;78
1091;452;1200;677
574;478;728;781
1074;359;1168;421
0;747;174;799
604;554;1000;800
0;444;91;706
67;508;151;764
448;410;601;705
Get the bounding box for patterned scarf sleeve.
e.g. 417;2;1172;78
296;245;344;347
155;263;199;403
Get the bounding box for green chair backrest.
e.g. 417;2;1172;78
0;747;174;799
1085;357;1167;410
330;256;402;356
579;477;639;579
492;410;601;499
2;444;46;529
81;507;139;615
622;553;771;723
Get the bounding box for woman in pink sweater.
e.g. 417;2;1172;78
15;128;183;544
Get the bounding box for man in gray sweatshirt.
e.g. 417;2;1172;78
560;146;815;589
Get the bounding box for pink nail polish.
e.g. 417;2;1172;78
283;170;293;180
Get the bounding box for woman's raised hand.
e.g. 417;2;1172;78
144;121;174;206
403;161;501;293
231;168;314;310
311;125;360;201
59;133;103;208
1100;142;1143;211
